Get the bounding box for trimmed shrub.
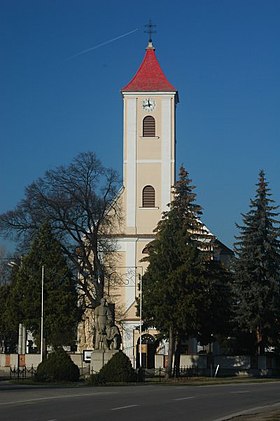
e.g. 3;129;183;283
35;347;80;382
98;351;137;383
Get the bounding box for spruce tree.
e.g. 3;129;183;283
9;222;80;349
142;167;231;376
0;283;18;352
234;170;280;354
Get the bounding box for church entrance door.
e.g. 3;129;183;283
136;334;157;369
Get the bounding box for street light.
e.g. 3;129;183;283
138;272;143;368
1;257;24;363
40;265;45;362
1;257;29;371
2;258;45;361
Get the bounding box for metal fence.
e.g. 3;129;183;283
10;365;37;380
141;365;206;380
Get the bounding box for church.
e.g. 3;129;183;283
78;35;233;368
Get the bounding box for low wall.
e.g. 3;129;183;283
0;353;41;368
154;354;208;369
213;355;280;377
1;353;279;378
180;354;208;369
154;354;280;377
0;353;84;369
214;355;250;369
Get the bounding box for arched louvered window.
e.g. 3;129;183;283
142;185;155;207
143;116;155;137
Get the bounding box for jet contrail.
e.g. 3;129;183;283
65;28;139;61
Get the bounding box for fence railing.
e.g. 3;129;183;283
141;365;206;380
8;364;205;382
10;365;37;380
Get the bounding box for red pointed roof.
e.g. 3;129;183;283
122;41;177;93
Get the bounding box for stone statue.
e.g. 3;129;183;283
105;319;121;350
94;298;121;351
77;308;95;352
94;298;112;350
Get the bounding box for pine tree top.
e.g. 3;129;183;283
235;170;280;254
154;166;215;256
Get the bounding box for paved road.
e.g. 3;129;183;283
0;381;280;420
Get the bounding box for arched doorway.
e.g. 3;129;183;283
136;334;157;368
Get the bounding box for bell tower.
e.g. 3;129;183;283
113;38;178;363
121;40;178;236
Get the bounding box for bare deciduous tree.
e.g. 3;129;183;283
0;152;121;309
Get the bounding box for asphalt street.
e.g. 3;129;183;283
0;381;280;421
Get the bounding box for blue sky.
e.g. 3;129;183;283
1;0;280;251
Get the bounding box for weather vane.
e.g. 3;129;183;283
144;19;157;42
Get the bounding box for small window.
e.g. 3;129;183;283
142;185;155;207
143;116;155;137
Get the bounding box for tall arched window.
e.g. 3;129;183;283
143;116;155;137
142;185;155;207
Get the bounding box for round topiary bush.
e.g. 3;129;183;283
98;351;137;383
35;347;80;382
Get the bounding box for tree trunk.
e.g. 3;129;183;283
256;326;265;355
173;337;181;377
166;326;174;378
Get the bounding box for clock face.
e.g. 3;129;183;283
142;98;155;111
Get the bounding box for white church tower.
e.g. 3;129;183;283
121;39;178;243
114;38;178;366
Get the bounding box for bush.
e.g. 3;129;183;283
94;351;137;384
35;347;80;382
87;372;106;386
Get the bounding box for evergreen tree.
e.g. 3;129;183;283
142;167;232;376
0;258;22;352
0;284;18;352
9;222;80;349
234;170;280;354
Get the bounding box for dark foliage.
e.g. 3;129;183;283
234;170;280;354
35;347;80;382
7;222;80;348
98;351;137;383
87;372;106;386
142;166;232;376
0;284;18;353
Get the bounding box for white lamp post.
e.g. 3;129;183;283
40;265;45;362
138;272;143;368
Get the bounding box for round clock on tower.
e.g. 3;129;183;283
142;98;156;111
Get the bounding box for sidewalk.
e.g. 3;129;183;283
228;407;280;420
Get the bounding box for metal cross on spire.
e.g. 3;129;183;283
144;19;157;42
